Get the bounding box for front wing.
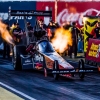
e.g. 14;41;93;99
47;67;100;74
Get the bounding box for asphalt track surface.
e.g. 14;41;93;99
0;57;100;100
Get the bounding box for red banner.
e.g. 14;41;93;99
36;2;100;27
86;38;100;63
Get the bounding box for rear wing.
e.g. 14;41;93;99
8;7;52;18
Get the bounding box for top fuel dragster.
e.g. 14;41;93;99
9;8;100;80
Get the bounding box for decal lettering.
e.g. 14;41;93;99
52;70;94;73
79;70;94;72
90;43;98;50
57;8;100;26
88;43;100;58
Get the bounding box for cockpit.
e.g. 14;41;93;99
37;40;55;53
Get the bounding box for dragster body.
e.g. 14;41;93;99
12;39;99;80
26;40;74;70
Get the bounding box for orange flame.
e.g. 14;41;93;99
51;28;72;53
0;20;14;45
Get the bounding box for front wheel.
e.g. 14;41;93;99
42;55;48;77
78;59;85;79
53;60;59;80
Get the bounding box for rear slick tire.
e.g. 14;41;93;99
12;45;26;70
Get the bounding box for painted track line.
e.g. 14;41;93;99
0;82;36;100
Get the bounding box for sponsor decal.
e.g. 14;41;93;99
25;59;32;63
86;39;100;62
88;43;100;58
44;56;54;69
36;2;100;27
52;69;94;74
57;8;100;26
23;63;33;65
34;54;43;62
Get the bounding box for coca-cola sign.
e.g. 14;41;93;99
36;2;100;27
57;8;100;27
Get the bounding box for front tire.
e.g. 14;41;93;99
53;60;59;80
78;59;85;79
43;56;48;77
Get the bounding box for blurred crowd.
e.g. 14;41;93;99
2;18;100;59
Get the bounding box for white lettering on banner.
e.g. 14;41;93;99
0;13;32;20
57;8;100;26
10;16;32;20
0;13;8;20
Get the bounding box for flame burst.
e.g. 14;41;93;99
51;28;72;53
0;20;14;45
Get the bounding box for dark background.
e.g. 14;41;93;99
0;1;36;28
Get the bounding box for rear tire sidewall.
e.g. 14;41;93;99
12;45;26;70
12;45;22;70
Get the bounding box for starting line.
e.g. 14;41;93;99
0;82;36;100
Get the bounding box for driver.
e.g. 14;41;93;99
34;19;47;41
